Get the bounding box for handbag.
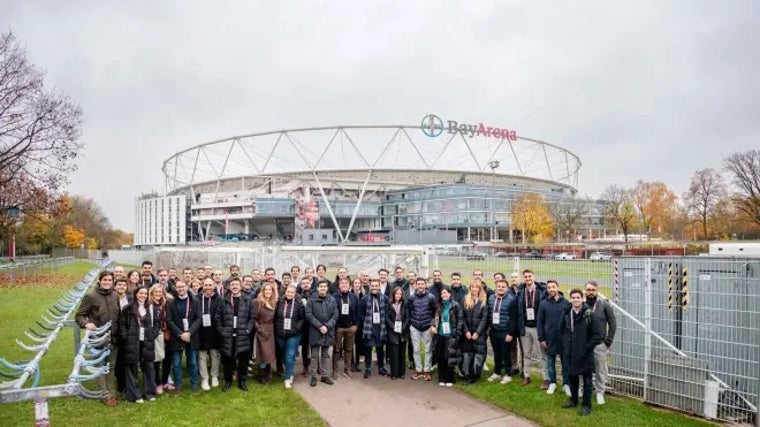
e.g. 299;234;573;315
151;305;165;362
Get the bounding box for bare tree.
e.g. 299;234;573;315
724;150;760;227
0;31;83;211
683;168;727;239
601;185;636;242
549;197;589;242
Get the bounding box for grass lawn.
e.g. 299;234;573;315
0;262;324;427
457;372;717;427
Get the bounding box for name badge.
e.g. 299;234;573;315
394;320;402;333
526;308;535;321
301;298;308;306
341;303;350;315
182;318;189;331
233;316;238;329
202;314;211;327
492;313;500;325
284;318;292;330
372;312;380;324
139;327;145;341
442;321;451;335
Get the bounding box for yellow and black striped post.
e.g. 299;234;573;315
667;263;673;311
682;266;688;310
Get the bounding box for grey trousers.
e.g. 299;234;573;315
310;345;331;378
198;348;220;382
97;344;118;397
520;327;548;380
593;343;609;393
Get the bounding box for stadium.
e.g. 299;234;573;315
135;117;611;246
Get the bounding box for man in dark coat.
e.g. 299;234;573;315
214;278;255;391
305;280;339;386
197;277;222;391
560;289;604;416
332;277;361;379
166;280;202;394
449;272;467;305
537;280;570;395
359;278;390;378
76;271;120;406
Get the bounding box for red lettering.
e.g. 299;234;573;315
476;123;487;136
508;130;517;140
492;128;501;139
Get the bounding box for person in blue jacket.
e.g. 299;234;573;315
537;280;570;396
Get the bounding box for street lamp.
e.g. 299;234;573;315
487;160;500;240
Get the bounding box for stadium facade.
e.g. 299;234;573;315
134;121;613;246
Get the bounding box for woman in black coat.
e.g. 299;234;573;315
435;286;464;386
275;285;306;388
386;286;410;379
118;287;159;402
214;280;256;391
461;281;489;384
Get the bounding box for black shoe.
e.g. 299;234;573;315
407;362;415;370
321;376;334;385
191;385;200;394
378;368;389;377
310;376;317;387
238;381;248;391
562;400;578;409
364;370;371;379
579;406;591;416
351;364;360;372
222;382;232;392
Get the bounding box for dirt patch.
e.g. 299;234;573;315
0;273;87;289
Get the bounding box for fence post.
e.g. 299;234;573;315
512;257;520;274
643;257;652;403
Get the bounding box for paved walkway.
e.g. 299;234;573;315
293;372;535;427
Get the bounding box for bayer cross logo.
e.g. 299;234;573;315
420;114;444;138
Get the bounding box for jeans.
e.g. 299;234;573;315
570;373;593;407
277;335;301;380
172;347;199;389
546;353;569;385
410;327;433;372
364;344;385;371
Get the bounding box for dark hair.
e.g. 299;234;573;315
156;268;168;275
317;279;329;287
264;267;275;274
300;276;312;283
230;264;239;270
451;272;461;279
391;286;404;303
316;264;326;272
291;265;300;272
494;278;507;286
132;286;149;298
183;267;193;273
282;272;291;278
242;275;253;281
522;269;533;275
433;269;442;275
585;280;598;288
394;266;403;272
547;280;559;287
378;268;389;275
415;277;426;284
141;261;152;267
98;271;114;282
114;278;128;286
569;288;583;298
127;270;140;280
493;272;505;280
228;278;241;285
370;278;380;285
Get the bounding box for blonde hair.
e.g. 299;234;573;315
256;283;277;310
464;281;487;310
148;284;167;307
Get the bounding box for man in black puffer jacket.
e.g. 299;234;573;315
305;280;339;387
215;278;255;391
167;280;202;394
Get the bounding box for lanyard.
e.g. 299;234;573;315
442;304;449;322
592;301;598;312
180;297;190;318
283;299;295;319
230;295;236;314
393;302;401;318
135;305;144;327
525;288;535;308
372;297;379;313
570;311;576;333
202;294;211;314
494;296;502;313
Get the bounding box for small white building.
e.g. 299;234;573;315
708;242;760;257
134;194;187;246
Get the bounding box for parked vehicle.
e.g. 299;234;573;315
589;252;613;261
522;251;543;259
467;252;487;260
494;252;509;258
554;252;576;261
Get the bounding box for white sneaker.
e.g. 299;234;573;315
445;383;453;387
546;383;557;395
483;364;490;372
596;392;605;405
438;382;446;387
201;379;210;391
431;365;437;372
168;376;174;386
285;379;292;389
563;384;571;396
500;375;512;384
148;397;156;402
135;399;144;404
211;377;219;388
487;374;501;383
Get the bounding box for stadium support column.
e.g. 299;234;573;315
312;172;345;242
344;170;372;243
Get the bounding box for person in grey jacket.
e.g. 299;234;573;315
305;280;339;387
584;280;617;405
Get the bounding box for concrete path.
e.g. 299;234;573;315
293;372;536;427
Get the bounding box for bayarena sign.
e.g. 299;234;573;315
420;114;517;141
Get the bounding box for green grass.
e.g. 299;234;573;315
0;262;324;427
457;373;717;427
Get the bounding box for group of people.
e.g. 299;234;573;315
74;261;616;416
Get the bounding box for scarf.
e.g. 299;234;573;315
363;293;387;342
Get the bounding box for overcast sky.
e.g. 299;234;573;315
2;1;758;231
